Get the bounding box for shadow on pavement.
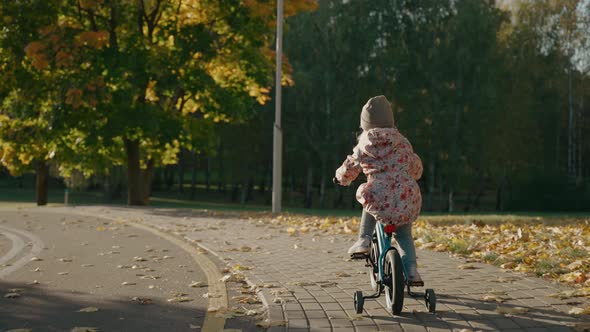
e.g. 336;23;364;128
0;281;205;332
371;292;586;331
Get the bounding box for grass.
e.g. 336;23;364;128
0;188;589;223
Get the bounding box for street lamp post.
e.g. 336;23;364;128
272;0;284;214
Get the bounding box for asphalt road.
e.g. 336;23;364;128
0;210;209;332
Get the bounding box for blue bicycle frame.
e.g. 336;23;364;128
376;223;391;283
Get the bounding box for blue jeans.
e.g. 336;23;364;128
359;210;417;272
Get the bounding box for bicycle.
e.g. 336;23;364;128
351;222;436;315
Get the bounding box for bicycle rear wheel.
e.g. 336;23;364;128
384;249;404;315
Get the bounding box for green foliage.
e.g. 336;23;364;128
1;0;316;204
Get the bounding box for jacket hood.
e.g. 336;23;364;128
358;127;399;159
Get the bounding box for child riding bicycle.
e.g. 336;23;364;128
334;95;424;285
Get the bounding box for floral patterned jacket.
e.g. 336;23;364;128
335;127;423;225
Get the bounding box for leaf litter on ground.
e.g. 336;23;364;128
172;210;590;298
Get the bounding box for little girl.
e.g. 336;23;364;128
334;95;424;284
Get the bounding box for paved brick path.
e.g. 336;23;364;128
60;206;590;332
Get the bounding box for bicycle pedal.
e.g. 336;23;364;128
350;253;368;260
408;280;424;287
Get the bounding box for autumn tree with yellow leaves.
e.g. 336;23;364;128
0;0;317;205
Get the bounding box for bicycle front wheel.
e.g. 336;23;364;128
384;249;404;315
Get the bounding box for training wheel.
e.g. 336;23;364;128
353;290;364;314
425;288;436;313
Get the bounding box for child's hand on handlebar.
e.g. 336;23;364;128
333;177;341;185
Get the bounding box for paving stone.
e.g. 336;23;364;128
490;318;519;329
400;322;429;332
308;318;332;328
376;323;404;332
467;320;497;331
267;327;287;332
424;321;453;332
287;319;308;329
285;303;303;311
329;318;355;328
285;310;307;320
302;302;324;311
320;302;344;311
306;310;328;319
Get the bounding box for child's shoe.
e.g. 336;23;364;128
407;266;424;286
347;235;371;256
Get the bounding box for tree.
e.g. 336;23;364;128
6;0;316;205
0;0;62;205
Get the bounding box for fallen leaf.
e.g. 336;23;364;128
232;264;252;271
567;260;584;271
256;320;287;328
78;307;99;313
482;294;508;303
139;275;160;280
167;296;193;303
336;272;351;277
269;289;290;296
220;273;244;282
133;256;147;262
70;327;98;332
58;272;69;275
496;306;529;315
189;324;200;330
4;293;21;298
131;297;153;305
189;281;207;288
569;306;590;316
81;264;94;267
59;258;73;262
260;283;278;288
30;257;42;261
318;281;338;288
121;282;136;286
458;264;478;270
550;289;590;299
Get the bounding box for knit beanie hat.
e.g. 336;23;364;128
360;95;394;131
